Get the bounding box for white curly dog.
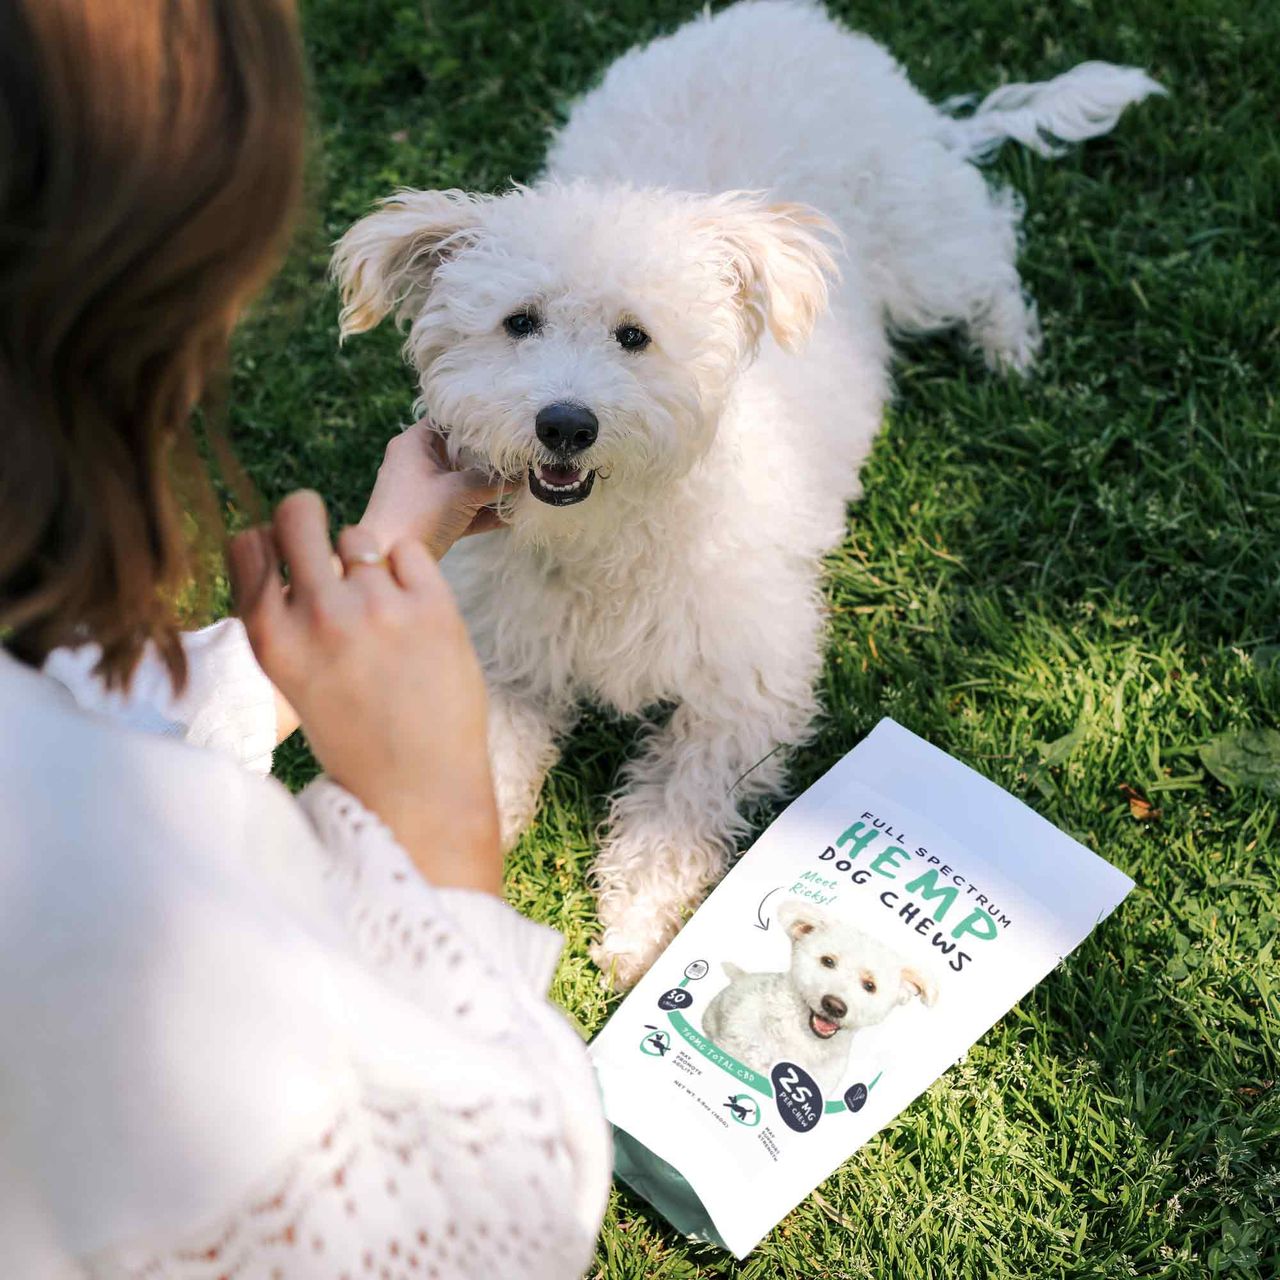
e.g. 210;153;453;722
333;1;1161;987
702;900;938;1094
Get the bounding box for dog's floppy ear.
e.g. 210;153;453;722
776;899;824;941
899;966;939;1008
331;188;486;340
701;192;839;353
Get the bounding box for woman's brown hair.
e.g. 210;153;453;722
0;0;304;689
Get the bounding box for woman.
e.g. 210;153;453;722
0;2;610;1277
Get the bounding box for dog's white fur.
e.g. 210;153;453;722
333;1;1161;987
701;901;937;1094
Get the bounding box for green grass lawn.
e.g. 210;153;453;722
228;1;1278;1274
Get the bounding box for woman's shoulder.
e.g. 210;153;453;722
0;651;342;1010
3;643;318;895
0;659;355;1267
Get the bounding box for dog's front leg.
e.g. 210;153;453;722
590;697;808;988
487;684;573;852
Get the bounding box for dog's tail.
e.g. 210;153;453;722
942;62;1165;162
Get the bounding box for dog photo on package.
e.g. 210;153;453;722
701;898;940;1097
590;720;1133;1257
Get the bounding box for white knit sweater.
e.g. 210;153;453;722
0;621;611;1279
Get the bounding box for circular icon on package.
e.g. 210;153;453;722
683;959;710;981
843;1082;869;1113
657;987;693;1012
723;1093;762;1127
771;1061;823;1133
639;1027;672;1057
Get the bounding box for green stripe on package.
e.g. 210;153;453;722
590;719;1135;1258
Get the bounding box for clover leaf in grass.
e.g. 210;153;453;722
1199;727;1280;797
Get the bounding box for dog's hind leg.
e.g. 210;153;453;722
862;144;1041;374
487;685;573;851
865;62;1161;372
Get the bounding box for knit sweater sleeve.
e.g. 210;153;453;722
41;618;278;773
0;761;609;1280
298;777;567;999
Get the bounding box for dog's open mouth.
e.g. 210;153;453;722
808;1011;841;1040
528;463;597;507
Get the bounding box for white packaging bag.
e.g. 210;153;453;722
589;718;1134;1257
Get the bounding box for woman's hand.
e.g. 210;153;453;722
229;491;502;894
358;423;508;560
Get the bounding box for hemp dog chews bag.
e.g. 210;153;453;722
590;718;1134;1257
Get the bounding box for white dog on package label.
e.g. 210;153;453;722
701;900;938;1094
333;1;1162;986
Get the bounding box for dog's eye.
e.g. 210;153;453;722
861;978;877;994
615;323;651;351
503;310;541;339
820;955;836;969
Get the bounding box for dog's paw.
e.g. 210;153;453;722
589;925;674;992
494;785;539;853
589;886;692;989
589;824;727;989
486;699;560;851
489;748;548;852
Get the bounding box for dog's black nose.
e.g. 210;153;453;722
536;402;598;453
821;995;847;1019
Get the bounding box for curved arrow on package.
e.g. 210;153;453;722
754;886;784;931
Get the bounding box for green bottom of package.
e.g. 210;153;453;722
612;1126;730;1251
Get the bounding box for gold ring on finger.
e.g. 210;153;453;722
343;550;388;571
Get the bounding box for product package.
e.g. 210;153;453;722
590;718;1134;1257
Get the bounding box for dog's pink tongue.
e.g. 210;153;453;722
538;463;582;484
811;1014;839;1037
